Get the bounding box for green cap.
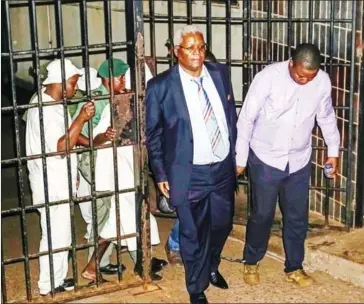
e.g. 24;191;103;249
98;57;129;78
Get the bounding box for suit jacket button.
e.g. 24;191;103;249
189;160;192;164
190;139;193;143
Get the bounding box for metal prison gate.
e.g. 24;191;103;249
1;0;363;303
1;0;151;303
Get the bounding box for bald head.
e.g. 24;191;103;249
292;43;322;70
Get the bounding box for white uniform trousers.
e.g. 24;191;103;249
38;202;71;295
78;173;114;266
100;192;160;251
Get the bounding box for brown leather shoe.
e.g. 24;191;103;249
243;264;260;285
165;242;183;266
286;269;313;287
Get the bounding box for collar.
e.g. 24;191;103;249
178;64;209;82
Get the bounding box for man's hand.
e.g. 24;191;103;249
57;101;95;153
104;127;116;141
78;101;95;123
157;181;170;198
236;166;246;176
325;157;339;178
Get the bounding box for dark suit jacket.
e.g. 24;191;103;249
146;63;237;206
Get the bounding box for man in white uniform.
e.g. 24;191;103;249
76;67;124;275
81;102;163;281
26;59;95;295
78;59;166;281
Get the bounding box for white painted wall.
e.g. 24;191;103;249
8;1;245;101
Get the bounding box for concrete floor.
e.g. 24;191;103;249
72;217;364;304
2;214;364;303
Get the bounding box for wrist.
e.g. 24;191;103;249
76;115;86;124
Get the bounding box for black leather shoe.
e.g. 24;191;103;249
210;271;228;289
149;271;163;281
158;195;176;214
100;263;126;275
134;264;163;281
151;257;168;273
40;278;74;296
190;292;208;304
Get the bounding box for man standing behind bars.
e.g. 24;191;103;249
26;59;95;295
236;43;340;287
76;59;166;279
146;25;237;304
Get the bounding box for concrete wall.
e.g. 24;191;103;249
8;2;128;85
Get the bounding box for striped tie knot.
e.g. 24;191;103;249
192;77;204;92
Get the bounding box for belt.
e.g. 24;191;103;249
193;161;220;167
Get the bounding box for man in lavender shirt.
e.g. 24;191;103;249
236;44;340;287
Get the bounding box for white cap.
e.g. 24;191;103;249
77;67;102;91
42;59;83;85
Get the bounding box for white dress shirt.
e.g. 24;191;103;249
179;65;229;165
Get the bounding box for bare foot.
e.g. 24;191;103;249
81;269;97;281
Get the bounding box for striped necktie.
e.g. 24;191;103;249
192;77;225;160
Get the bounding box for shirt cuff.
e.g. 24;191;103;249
327;145;340;158
235;151;248;167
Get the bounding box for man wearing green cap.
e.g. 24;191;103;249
75;59;129;277
76;58;166;280
74;58;129;137
76;66;126;277
79;58;168;282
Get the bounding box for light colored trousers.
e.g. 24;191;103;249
38;203;71;295
78;174;114;266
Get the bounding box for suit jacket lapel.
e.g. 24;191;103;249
207;65;230;124
170;65;193;137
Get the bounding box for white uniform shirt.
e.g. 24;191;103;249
26;88;77;203
93;104;160;250
93;104;135;192
179;65;230;164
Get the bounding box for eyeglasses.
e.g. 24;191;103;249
178;43;208;53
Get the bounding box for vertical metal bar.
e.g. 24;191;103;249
345;0;357;229
356;46;364;228
246;0;252;216
54;0;79;291
308;0;313;43
33;2;57;297
75;0;95;290
104;0;122;283
324;179;331;227
167;0;174;67
356;0;364;227
323;0;336;228
206;0;212;51
329;0;334;108
287;0;293;58
226;0;231;76
125;0;150;281
266;0;271;63
186;0;192;25
334;1;342;220
2;243;7;303
148;0;156;68
13;0;39;300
